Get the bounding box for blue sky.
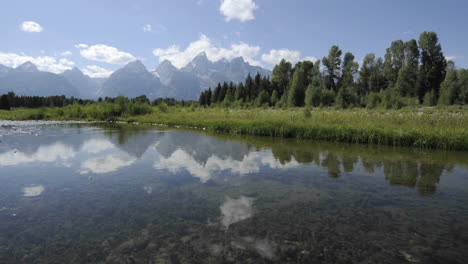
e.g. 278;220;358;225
1;0;467;77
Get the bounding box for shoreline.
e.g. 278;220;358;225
1;106;467;151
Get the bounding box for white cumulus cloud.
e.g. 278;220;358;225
143;24;166;33
153;34;261;68
220;0;257;22
20;21;43;32
82;65;114;78
261;49;317;66
76;44;136;65
445;56;457;61
75;44;89;49
60;51;72;56
0;52;75;73
143;24;152;32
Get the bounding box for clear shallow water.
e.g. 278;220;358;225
0;122;467;263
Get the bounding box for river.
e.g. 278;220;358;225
0;121;467;263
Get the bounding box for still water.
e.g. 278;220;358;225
0;121;467;263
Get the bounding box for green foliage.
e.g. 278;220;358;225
256;90;270;107
322;45;343;91
0;94;10;110
157;102;169;113
365;92;382;109
270;90;279;106
320;89;336;107
418;31;447;100
381;88;404;109
339;52;358;89
272;59;292;96
383;40;406;85
459;69;468;104
438;68;460;106
197;31;464;110
423;90;437;106
287;62;307;107
335;87;357;109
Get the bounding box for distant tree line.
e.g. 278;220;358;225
0;92;196;111
0;92;95;110
200;31;468;108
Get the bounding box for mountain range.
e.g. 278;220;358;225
0;52;271;100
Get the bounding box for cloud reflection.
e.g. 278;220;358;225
0;143;75;166
220;196;254;228
80;153;136;174
155;149;299;182
80;139;115;154
22;185;45;197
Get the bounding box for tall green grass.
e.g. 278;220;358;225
0;101;153;121
1;105;467;150
129;106;468;151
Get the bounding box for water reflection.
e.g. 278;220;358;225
80;153;137;174
0;124;466;196
154;148;299;182
0;142;75;166
1;123;468;263
220;196;255;228
22;184;45;197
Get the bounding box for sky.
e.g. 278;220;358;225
1;0;467;78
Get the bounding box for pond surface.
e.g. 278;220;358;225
0;121;467;263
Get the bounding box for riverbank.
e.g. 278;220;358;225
1;106;468;151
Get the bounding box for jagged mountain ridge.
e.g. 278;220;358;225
60;67;105;99
99;60;164;99
0;53;271;100
0;62;80;97
154;52;271;99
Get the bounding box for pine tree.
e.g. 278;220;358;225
272;59;292;97
418;31;447;100
322;45;343;91
305;83;322;107
287;62;307;107
0;94;10;110
383;40;405;86
438;64;460;105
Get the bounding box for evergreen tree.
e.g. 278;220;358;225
206;88;212;106
219;82;229;102
320;89;336;107
339;52;358;89
438;63;460;105
383;40;405;86
212;83;222;103
305;83;322;107
322;45;343;91
245;74;254;102
235;83;245;101
358;54;375;95
256;90;270;107
0;94;10;110
270;90;279;106
271;59;292;97
335;86;356;108
199;92;206;106
287;62;307;107
459;69;468;104
418;31;447;100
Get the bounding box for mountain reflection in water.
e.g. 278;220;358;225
0;122;467;263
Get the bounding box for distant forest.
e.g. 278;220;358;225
0;92;193;111
200;31;468;109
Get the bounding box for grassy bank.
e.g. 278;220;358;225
1;104;468;151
